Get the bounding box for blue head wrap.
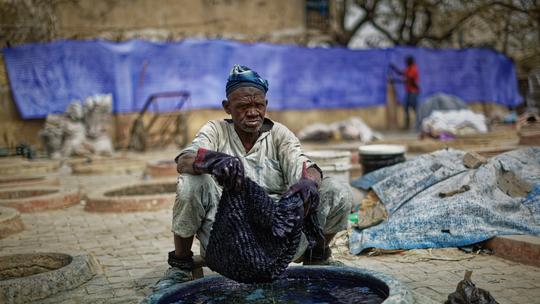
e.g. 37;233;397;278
226;64;269;96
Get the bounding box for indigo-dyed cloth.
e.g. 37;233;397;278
171;173;352;262
206;177;323;284
226;64;269;96
349;147;540;254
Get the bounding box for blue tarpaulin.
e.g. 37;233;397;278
2;39;522;119
349;148;540;254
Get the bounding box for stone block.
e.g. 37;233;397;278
462;151;487;169
486;235;540;268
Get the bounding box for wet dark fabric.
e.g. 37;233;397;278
206;177;323;284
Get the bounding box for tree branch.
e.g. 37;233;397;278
491;1;529;14
370;19;399;44
424;3;493;44
408;2;420;45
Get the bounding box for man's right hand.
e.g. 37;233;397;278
192;148;244;191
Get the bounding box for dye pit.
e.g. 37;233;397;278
0;177;43;184
0;253;71;280
104;183;176;196
0;189;59;199
0;252;101;304
144;267;412;304
167;278;386;304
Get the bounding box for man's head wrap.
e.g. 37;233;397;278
226;64;269;96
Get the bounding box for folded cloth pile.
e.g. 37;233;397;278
206;177;323;284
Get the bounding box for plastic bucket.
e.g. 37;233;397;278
358;145;406;175
306;150;352;182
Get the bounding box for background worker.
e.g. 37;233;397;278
391;56;420;129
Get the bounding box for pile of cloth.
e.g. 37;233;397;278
297;117;383;142
420;109;488;137
38;93;114;158
415;93;488;137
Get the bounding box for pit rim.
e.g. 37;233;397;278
140;266;413;304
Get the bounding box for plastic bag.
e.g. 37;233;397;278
445;270;499;304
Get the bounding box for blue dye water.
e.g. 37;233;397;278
167;278;386;304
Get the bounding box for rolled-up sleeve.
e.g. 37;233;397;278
174;121;221;163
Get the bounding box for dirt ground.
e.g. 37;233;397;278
1;126;539;304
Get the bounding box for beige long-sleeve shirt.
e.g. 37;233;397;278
175;118;321;201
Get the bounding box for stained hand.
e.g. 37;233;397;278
282;162;320;217
192;148;244;191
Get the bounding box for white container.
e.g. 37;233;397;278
306;150;352;182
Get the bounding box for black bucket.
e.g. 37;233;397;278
359;145;406;175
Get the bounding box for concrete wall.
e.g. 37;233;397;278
56;0;305;42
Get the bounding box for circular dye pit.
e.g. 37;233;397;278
0;159;59;176
0;252;101;304
0;187;80;213
0;189;58;199
104;183;177;196
145;160;178;178
142;266;412;304
85;181;177;212
0;175;59;189
71;156;149;174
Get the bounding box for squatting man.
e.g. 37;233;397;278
154;64;353;291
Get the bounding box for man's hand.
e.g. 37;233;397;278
282;163;320;217
192;148;244;191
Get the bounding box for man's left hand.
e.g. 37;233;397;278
282;163;320;217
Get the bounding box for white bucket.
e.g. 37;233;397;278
306;150;352;182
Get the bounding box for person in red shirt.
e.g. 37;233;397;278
391;56;420;129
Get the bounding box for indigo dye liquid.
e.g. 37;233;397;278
168;278;386;303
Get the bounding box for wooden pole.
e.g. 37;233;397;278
122;60;148;157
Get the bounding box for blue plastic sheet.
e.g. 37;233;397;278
1;39;388;119
349;147;540;254
2;39;522;119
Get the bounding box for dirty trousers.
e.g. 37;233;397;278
172;174;352;262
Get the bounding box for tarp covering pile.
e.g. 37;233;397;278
420;109;488;136
1;39;522;119
414;93;469;131
349;147;540;254
206;177;323;284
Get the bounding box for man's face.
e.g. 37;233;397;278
223;86;268;135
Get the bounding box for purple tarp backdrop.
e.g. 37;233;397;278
2;39;522;119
